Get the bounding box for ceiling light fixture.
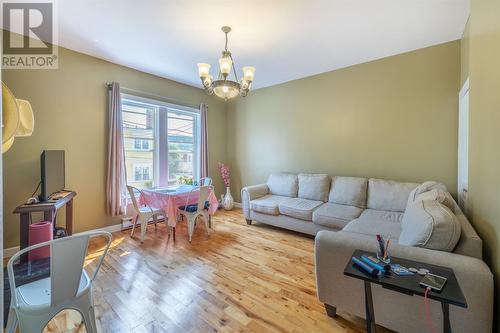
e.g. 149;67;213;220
197;26;255;100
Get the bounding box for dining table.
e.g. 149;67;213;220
140;185;219;228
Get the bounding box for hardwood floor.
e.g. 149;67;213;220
38;209;391;333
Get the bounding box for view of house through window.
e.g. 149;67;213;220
122;95;200;189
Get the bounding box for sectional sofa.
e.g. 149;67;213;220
241;173;493;333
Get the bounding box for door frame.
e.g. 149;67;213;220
457;78;470;211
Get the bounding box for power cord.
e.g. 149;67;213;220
30;181;41;198
424;287;438;333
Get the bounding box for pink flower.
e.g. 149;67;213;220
218;162;231;187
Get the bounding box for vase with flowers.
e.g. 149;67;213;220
218;162;234;210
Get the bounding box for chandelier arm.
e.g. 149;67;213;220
229;54;239;82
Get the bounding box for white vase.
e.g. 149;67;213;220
223;187;234;211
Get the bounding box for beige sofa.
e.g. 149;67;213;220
241;173;493;333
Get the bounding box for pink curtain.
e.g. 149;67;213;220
200;103;209;179
106;82;127;216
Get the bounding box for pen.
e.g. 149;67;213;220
376;234;385;255
383;239;391;260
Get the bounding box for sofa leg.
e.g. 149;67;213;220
324;304;337;318
246;219;252;225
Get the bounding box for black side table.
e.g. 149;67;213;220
344;249;467;333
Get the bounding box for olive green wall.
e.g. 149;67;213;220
464;0;500;327
227;41;460;202
2;46;227;249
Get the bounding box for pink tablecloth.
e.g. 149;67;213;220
141;186;218;227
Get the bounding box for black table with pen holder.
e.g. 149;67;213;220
344;249;467;333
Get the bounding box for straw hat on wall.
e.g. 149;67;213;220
2;82;35;153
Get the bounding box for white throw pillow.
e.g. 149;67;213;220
399;199;461;252
414;189;455;210
329;176;368;208
406;181;447;208
298;173;330;202
367;178;419;212
267;173;298;197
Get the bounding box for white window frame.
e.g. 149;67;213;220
121;93;201;187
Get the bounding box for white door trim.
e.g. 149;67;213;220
459;77;470;99
457;78;470;212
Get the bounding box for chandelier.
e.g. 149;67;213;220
197;26;255;100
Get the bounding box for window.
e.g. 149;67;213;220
133;139;150;151
122;100;155;188
134;164;151;181
167;111;198;183
121;94;200;189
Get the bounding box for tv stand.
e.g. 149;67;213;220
13;191;76;251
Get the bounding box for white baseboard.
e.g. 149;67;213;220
4;246;20;258
3;223;124;258
82;223;123;234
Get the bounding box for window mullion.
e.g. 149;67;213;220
158;107;169;186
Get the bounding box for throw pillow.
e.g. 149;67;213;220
399;199;461;252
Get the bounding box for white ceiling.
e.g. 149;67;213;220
52;0;469;89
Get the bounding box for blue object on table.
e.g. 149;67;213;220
361;255;389;272
390;264;415;276
352;256;378;276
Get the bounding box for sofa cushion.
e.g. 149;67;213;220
250;194;290;216
343;217;402;240
329;176;368;208
298;173;330;202
406;181;447;208
358;209;404;224
312;203;363;229
399;200;461;252
267;173;298;197
279;198;323;221
367;178;419;212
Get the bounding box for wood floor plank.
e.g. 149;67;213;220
15;208;396;333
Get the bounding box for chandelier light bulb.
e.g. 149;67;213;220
197;63;211;78
242;66;255;81
219;57;232;75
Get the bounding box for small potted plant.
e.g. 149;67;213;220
218;162;234;210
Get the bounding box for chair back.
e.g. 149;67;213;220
7;231;112;307
196;186;211;213
201;177;212;186
182;185;212;213
127;185;141;212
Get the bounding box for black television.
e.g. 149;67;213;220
41;150;65;201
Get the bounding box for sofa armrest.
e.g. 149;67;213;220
241;184;269;219
315;230;493;333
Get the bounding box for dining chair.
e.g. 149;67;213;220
6;231;112;333
195;178;213;227
178;185;212;242
200;177;213;186
127;185;167;243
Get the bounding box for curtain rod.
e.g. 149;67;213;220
105;82;200;109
